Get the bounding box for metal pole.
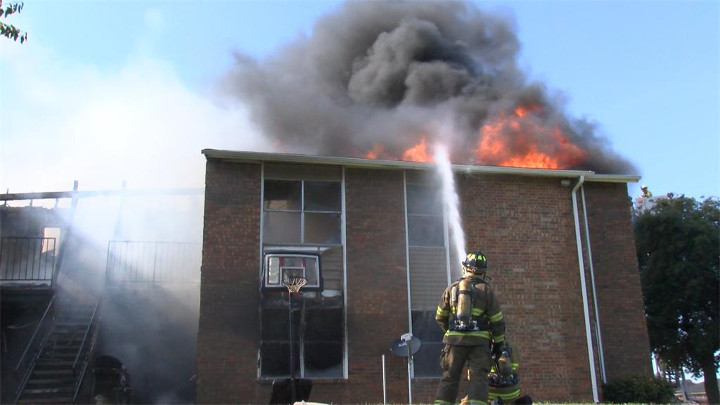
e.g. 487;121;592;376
580;187;607;383
382;355;387;405
289;292;296;403
407;346;412;405
571;176;600;403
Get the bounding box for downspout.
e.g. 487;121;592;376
571;176;599;403
402;171;414;404
580;186;607;383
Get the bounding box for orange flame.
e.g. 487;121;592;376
359;103;588;170
402;137;432;162
474;104;586;169
365;144;384;159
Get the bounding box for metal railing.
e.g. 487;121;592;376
0;237;57;286
106;241;201;284
72;298;101;403
14;296;56;403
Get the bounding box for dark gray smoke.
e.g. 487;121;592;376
225;0;636;174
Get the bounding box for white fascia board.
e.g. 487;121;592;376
202;149;639;183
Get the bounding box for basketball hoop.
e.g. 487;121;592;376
282;277;307;294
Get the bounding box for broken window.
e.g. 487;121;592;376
260;164;344;379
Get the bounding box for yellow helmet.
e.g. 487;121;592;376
462;251;488;274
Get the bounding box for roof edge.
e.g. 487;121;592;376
202;149;639;183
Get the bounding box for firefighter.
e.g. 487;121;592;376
434;251;506;405
487;339;532;405
640;185;652;198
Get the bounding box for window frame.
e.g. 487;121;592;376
259;164;347;380
404;170;452;379
263;179;342;246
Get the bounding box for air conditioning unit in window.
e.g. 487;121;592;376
263;252;322;291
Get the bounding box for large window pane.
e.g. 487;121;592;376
407;184;442;215
304;213;341;245
304;343;343;378
263;212;301;244
262;308;289;339
305;308;343;341
264;180;301;210
412;310;444;377
261;342;290;377
304;182;341;212
408;215;444;246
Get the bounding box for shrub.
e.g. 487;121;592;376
602;375;675;403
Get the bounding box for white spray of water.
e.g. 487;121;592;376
433;142;466;280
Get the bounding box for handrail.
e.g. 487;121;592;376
15;295;55;372
14;296;55;404
72;297;101;402
73;298;100;369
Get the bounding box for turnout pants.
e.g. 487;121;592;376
435;341;491;404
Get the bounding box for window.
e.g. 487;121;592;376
263;180;341;245
42;227;61;253
406;184;444;247
260;164;344;379
406;172;448;378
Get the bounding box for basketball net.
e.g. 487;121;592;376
282;277;307;294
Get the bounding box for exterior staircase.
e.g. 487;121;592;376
16;300;100;404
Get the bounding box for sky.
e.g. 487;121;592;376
1;0;718;201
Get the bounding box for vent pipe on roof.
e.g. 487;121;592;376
571;176;600;403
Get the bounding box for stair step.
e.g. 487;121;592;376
32;369;73;377
35;360;74;368
22;386;73;394
42;346;81;352
38;350;77;362
18;396;74;404
26;377;75;386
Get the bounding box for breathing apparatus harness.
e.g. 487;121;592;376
448;275;489;332
488;345;519;388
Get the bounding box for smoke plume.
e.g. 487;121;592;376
225;0;636;174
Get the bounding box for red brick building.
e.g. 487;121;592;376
197;149;652;404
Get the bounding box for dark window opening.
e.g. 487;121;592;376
412;310;444;377
304;182;341;212
264;180;301;211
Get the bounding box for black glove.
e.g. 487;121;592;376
492;342;504;359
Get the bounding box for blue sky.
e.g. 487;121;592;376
1;0;718;200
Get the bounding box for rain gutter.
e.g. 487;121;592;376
202;149;640;184
571;176;599;403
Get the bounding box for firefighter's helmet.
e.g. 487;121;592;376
462;251;488;274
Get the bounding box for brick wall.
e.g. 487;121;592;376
457;174;594;402
341;168;410;403
196;158;651;404
583;182;652;382
197;160;262;403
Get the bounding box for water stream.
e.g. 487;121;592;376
433;142;466;280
